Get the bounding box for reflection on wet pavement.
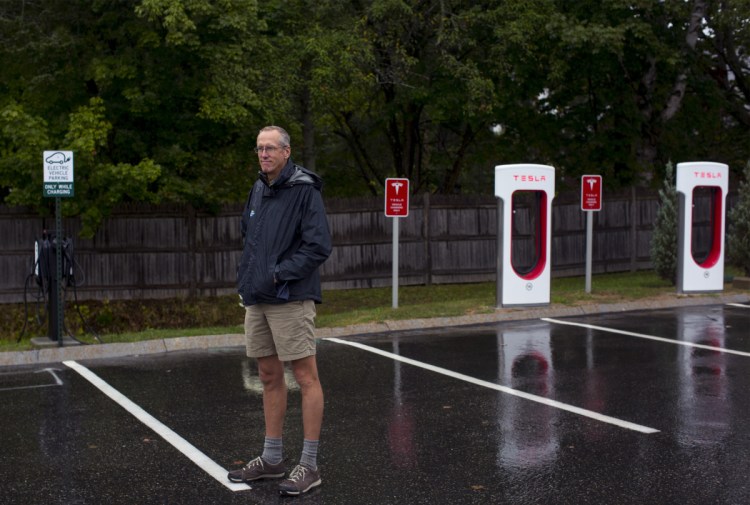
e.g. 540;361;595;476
1;304;749;504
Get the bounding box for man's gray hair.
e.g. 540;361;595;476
259;126;291;147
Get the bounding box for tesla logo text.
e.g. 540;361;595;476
513;175;547;182
692;171;722;179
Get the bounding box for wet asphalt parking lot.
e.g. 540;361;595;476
2;302;750;505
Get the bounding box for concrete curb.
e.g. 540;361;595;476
2;293;748;368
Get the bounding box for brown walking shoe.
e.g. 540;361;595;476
227;456;286;483
278;464;322;496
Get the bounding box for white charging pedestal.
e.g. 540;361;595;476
676;161;728;294
494;164;555;307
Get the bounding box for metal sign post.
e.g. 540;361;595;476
385;178;409;309
581;175;602;294
43;151;74;346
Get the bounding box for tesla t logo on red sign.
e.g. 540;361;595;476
385;178;410;217
581;175;602;211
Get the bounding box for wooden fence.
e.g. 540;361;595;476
0;189;731;304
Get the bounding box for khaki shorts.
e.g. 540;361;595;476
244;300;317;362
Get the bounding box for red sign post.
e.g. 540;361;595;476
581;175;602;294
385;178;409;308
385;178;410;217
581;174;603;211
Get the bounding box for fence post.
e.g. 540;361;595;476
423;192;432;286
188;205;197;298
630;186;637;272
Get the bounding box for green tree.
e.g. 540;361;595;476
121;0;270;205
324;0;511;195
707;0;750;131
0;102;50;205
2;0;750;215
651;162;678;284
727;161;750;276
507;0;712;187
0;0;270;234
246;0;371;177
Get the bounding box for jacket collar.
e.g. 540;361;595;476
259;158;295;187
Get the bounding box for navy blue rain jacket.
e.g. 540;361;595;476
237;160;332;306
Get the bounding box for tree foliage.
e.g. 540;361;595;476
0;0;749;234
727;161;750;276
651;162;678;285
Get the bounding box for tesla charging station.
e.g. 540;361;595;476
494;164;555;307
676;162;728;294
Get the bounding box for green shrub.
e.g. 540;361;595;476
727;161;750;276
651;162;678;285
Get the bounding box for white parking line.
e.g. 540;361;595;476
543;318;750;358
727;303;750;309
0;368;64;392
63;361;250;493
325;338;659;434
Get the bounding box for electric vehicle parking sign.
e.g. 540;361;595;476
43;151;74;197
385;178;409;217
581;175;602;211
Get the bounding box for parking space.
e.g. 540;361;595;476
1;303;749;504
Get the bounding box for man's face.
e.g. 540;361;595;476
256;130;290;182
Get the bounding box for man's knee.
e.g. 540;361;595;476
291;356;320;390
257;356;285;388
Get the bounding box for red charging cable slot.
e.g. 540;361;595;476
510;190;548;280
691;186;723;269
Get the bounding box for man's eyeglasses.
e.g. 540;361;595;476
254;145;286;154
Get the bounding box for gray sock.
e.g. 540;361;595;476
261;436;283;465
300;439;319;470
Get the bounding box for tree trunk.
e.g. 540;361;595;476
636;0;707;182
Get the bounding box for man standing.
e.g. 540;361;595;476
229;126;332;496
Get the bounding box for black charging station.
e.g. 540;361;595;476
21;229;99;346
32;232;74;341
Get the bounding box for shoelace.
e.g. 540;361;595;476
246;457;264;470
288;465;308;482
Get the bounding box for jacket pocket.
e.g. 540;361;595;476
276;281;289;300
